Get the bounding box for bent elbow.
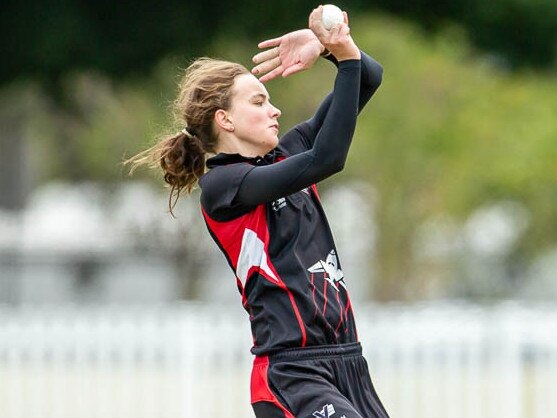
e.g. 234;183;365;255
376;65;384;86
371;64;383;89
332;158;346;173
322;158;346;176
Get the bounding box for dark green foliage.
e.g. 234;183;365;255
2;0;556;89
373;0;557;67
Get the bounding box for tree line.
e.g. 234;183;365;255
2;0;556;90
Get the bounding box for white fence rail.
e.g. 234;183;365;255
0;302;556;418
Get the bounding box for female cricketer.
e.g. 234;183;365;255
129;6;388;418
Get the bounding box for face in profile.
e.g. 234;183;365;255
226;73;282;156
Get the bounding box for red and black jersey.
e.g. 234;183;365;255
199;54;383;355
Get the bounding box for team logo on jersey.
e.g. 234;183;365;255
307;250;346;291
313;403;336;418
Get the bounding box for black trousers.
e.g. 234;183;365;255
250;342;390;418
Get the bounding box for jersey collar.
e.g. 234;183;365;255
206;149;281;169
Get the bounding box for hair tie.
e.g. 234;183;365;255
181;127;205;152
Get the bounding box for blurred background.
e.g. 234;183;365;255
0;0;556;417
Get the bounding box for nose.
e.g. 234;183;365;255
270;104;281;118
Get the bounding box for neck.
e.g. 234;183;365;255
216;132;269;158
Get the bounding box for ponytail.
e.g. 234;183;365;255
125;129;206;215
126;57;249;215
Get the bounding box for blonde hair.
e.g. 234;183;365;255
126;58;249;214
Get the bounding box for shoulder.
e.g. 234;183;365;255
199;162;255;218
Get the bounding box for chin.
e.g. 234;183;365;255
263;138;279;153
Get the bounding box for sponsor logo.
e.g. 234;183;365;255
313;404;335;418
272;187;312;212
308;249;346;291
271;197;287;212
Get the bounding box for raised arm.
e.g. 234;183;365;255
251;17;382;153
234;8;362;206
236;60;361;206
304;51;382;132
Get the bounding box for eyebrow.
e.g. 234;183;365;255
250;93;269;101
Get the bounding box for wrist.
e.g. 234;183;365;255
334;45;361;62
336;52;361;62
320;47;332;58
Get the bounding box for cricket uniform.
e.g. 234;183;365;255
199;53;389;418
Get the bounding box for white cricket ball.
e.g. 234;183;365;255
322;4;344;30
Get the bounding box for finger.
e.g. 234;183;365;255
308;6;322;26
282;63;306;78
258;36;282;49
309;7;329;40
258;65;285;83
327;22;342;41
308;6;324;30
343;11;348;25
339;23;351;37
252;46;280;65
252;56;281;75
330;22;349;39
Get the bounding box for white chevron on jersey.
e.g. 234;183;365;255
237;228;279;285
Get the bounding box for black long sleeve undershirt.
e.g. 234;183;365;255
304;51;383;140
235;53;382;207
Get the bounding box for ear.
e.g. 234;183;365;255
214;109;235;132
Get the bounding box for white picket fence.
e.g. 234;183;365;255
0;302;556;418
